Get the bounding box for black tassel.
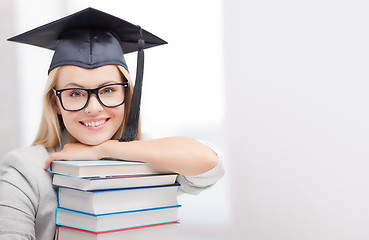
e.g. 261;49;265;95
119;27;145;142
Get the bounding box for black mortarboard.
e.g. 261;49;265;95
8;7;167;142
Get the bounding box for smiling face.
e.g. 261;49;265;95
55;65;125;145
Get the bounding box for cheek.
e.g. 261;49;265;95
110;106;125;122
107;107;125;135
59;111;79;127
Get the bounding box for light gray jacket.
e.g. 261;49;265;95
0;144;224;240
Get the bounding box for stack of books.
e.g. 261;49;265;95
50;160;181;240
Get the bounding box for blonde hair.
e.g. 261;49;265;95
32;65;140;148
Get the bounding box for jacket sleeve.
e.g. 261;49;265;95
0;150;38;240
177;140;225;195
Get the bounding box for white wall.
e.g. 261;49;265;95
13;0;68;147
224;1;369;239
0;1;19;159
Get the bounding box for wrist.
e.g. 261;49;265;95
95;140;110;159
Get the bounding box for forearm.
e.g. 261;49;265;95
98;137;219;176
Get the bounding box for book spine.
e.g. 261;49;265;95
56;188;60;208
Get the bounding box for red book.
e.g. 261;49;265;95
57;222;179;240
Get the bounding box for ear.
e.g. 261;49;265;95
53;95;62;114
56;105;61;114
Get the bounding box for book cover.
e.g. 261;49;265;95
55;205;181;232
57;184;180;215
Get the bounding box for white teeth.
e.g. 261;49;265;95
84;120;106;127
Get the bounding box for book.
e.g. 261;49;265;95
53;173;178;191
50;160;173;177
57;184;179;215
56;205;181;232
57;222;179;240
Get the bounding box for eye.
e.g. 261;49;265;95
100;87;116;95
69;90;86;97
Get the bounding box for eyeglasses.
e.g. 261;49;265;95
54;83;129;112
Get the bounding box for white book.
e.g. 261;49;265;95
57;222;178;240
57;184;179;215
53;173;178;191
56;205;181;232
50;160;173;177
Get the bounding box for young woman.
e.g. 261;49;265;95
0;8;224;240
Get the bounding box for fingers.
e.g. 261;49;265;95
44;143;75;170
44;143;99;170
44;152;61;170
44;155;53;170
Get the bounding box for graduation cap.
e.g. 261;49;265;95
8;7;167;142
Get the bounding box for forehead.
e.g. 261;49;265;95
56;65;122;88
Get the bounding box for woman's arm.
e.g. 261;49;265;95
1;146;57;240
45;137;219;176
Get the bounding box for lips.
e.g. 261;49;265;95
80;118;110;128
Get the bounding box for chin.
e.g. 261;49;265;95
77;135;111;146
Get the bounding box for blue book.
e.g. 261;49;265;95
55;205;181;232
57;184;180;215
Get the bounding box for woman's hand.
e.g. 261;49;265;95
44;143;102;170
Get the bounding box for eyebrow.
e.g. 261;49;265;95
62;80;121;88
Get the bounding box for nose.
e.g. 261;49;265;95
84;95;104;114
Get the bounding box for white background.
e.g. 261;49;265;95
1;0;369;239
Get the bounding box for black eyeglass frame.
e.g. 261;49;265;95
54;82;129;112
